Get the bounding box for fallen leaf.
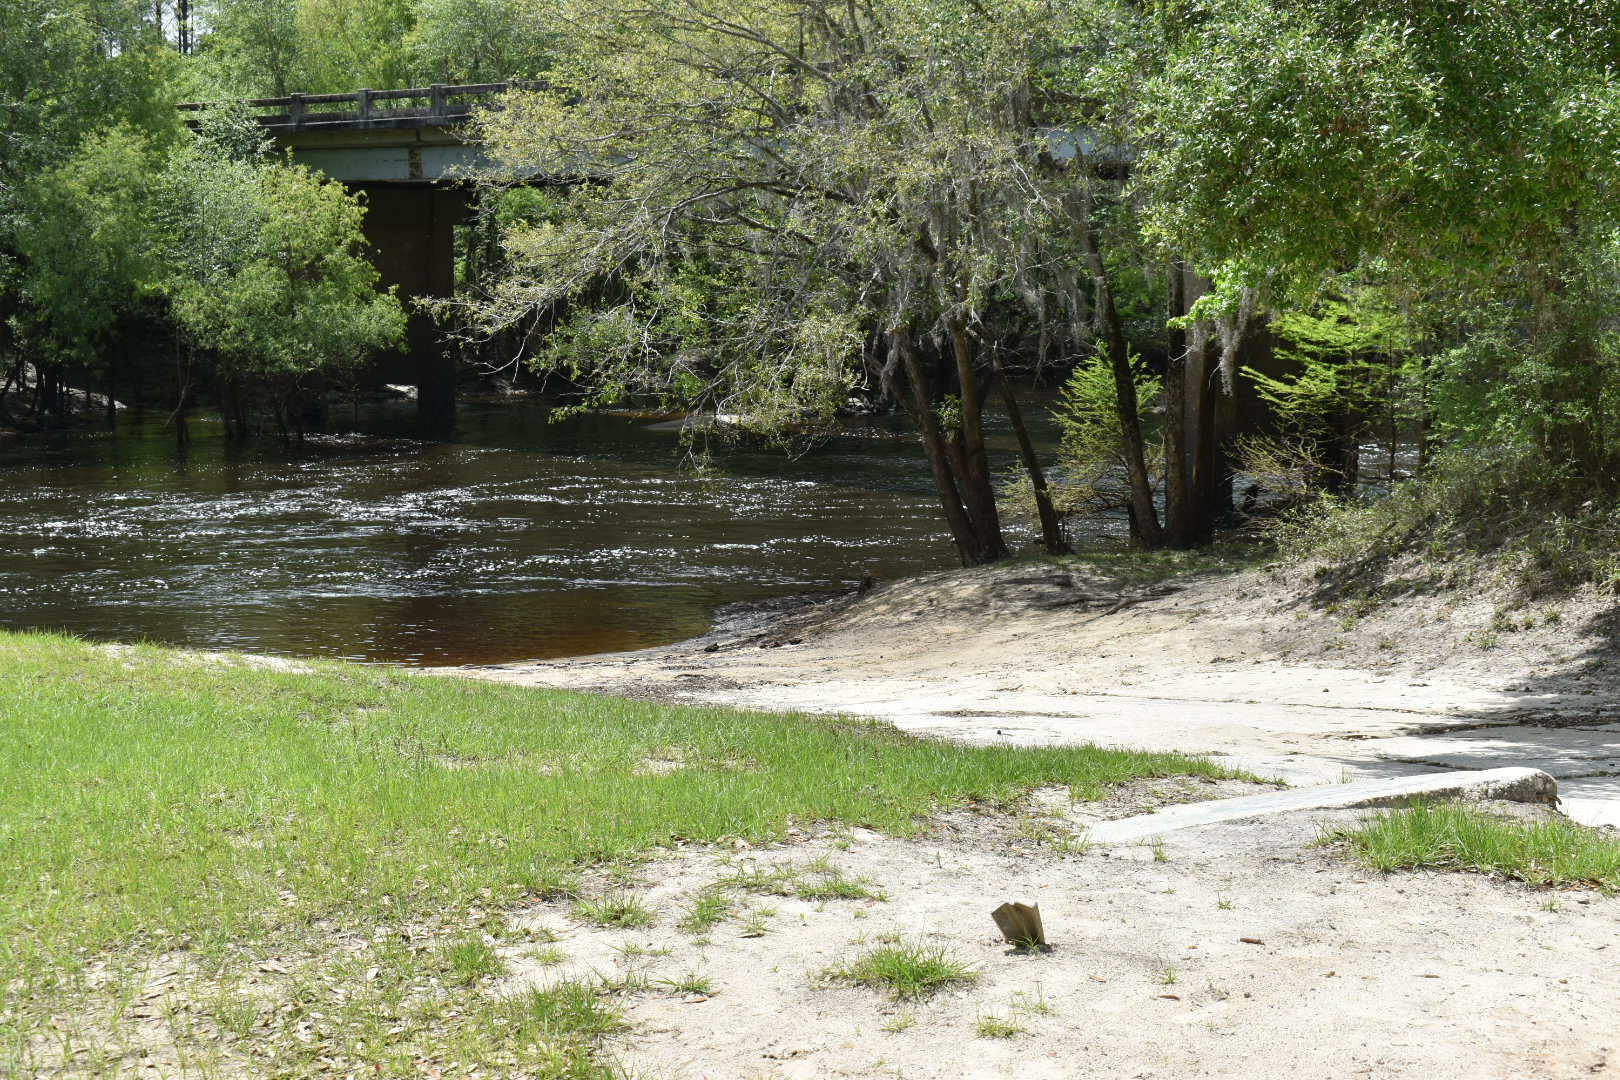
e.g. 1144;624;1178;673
366;966;380;982
1158;994;1181;1001
1089;975;1107;983
257;961;289;974
1239;937;1264;945
682;993;710;1004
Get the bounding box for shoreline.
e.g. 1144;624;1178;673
443;556;1620;829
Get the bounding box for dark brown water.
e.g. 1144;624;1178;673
0;400;1094;665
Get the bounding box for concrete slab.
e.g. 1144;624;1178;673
1364;726;1620;778
1085;767;1558;844
1557;776;1620;830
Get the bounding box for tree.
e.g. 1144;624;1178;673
158;115;407;437
189;0;301;96
1243;286;1418;495
406;0;555;84
1137;0;1620;482
9;127;165;424
468;0;1170;562
1;0;175;424
296;0;416;93
1051;347;1163;529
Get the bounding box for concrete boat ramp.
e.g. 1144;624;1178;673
1087;767;1561;843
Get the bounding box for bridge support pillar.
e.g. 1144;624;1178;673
356;184;470;434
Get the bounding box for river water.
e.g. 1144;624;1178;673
0;400;1104;665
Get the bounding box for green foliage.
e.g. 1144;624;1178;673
163;157;405;384
406;0;556;83
1250;288;1415;430
190;0;302;97
0;0;176;388
297;0;417;93
1142;0;1620;492
1048;350;1162;515
1236;284;1422;494
186;0;557;97
0;0;175;189
1140;0;1620;289
11;127;166;367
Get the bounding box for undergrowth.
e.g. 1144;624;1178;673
1273;447;1620;597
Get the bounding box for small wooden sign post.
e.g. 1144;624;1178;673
991;902;1046;949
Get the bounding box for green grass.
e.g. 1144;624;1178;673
1328;803;1620;890
716;856;885;902
573;891;657;929
0;629;1236;1075
677;889;732;934
656;970;715;996
974;1013;1027;1038
438;935;507;986
831;941;978;1000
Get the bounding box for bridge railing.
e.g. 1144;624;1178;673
175;82;536;131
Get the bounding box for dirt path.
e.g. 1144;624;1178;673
448;560;1620;828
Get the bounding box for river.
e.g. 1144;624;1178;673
0;399;1111;665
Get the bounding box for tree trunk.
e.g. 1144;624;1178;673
1078;197;1162;549
1162;260;1194;548
0;357;20;407
896;328;1000;566
993;350;1070;555
1188;328;1221;543
945;315;1009;562
1209;295;1257;520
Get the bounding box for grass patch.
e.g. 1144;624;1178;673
796;874;883;901
656;970;715;996
830;941;978;1000
573;891;657;929
1327;803;1620;890
0;629;1235;1075
677;889;732;934
975;1013;1027;1038
717;856;885;902
438;935;507;986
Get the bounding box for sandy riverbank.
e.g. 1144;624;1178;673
428;558;1620;1078
446;556;1620;827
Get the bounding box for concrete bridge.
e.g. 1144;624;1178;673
178;83;524;430
175;85;1132;432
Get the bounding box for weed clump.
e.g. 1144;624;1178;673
830;941;978;1000
572;891;656;929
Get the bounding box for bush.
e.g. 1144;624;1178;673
1272;446;1620;595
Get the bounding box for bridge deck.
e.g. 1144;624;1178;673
176;82;526;133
